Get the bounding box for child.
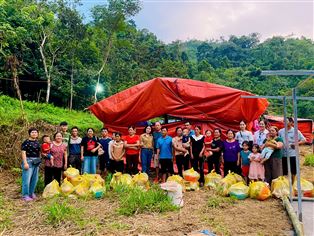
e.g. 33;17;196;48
204;130;213;159
41;135;54;166
239;141;251;183
248;144;264;181
182;128;191;156
261;134;277;161
110;132;125;173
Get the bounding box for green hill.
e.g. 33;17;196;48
0;95;102;132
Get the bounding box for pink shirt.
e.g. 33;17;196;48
45;142;66;168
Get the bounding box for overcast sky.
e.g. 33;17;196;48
78;0;314;43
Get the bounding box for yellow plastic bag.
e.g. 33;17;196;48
249;181;271;201
75;180;89;197
61;178;74;196
293;178;314;198
183;168;200;182
110;172;133;189
184;180;200;191
271;176;289;199
64;166;80;179
233;173;245;184
89;182;105;198
216;172;237;196
204;170;222;189
69;175;83;187
167;175;186;192
43;180;60;198
132;172;150;189
229;182;249;200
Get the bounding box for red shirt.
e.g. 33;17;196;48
204;136;213;149
124;135;140;155
41;142;51;154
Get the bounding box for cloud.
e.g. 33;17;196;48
133;1;313;42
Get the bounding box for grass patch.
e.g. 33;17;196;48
0;95;101;132
107;222;131;231
304;154;314;167
207;194;237;208
0;193;13;231
112;185;178;216
43;198;85;227
201;216;231;236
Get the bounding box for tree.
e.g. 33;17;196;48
91;0;141;102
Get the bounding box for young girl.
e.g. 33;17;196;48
204;130;213;159
248;144;265;181
239;141;251;183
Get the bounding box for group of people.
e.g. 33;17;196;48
21;119;306;201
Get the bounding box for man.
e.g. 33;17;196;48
98;128;112;176
153;121;162;183
59;121;70;146
68;127;82;173
184;121;195;137
278;117;306;180
156;127;173;183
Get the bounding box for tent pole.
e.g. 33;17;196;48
283;96;293;203
292;88;302;222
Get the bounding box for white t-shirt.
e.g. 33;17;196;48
235;130;253;148
253;129;269;146
278;127;305;157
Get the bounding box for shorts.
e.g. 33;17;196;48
153;153;159;168
241;165;250;177
282;156;297;175
159;159;174;174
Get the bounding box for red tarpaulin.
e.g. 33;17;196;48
89;77;269;134
266;115;313;144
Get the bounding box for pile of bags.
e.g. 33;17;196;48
216;171;245;196
109;172;150;190
183;168;200;191
43;167;106;199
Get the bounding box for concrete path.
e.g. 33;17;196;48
292;201;314;236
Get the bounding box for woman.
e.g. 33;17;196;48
253;120;269;147
44;132;67;186
235;121;254;149
222;130;241;176
80;128;101;174
263;126;284;185
190;126;205;184
172;127;189;177
207;128;224;174
21;127;41;201
140;125;154;174
124;126;140;175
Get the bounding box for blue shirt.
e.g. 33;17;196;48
189;130;195;137
99;137;112;158
240;150;251;166
153;131;162;149
156;136;173;159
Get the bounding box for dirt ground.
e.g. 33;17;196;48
0;146;313;236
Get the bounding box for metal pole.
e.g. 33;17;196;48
292;88;302;222
283;96;293;203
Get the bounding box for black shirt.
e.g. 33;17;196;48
21;139;40;158
211;138;223;159
81;136;99;156
191;135;205;156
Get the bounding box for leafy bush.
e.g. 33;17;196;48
115;185;178;216
304;154;314;167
